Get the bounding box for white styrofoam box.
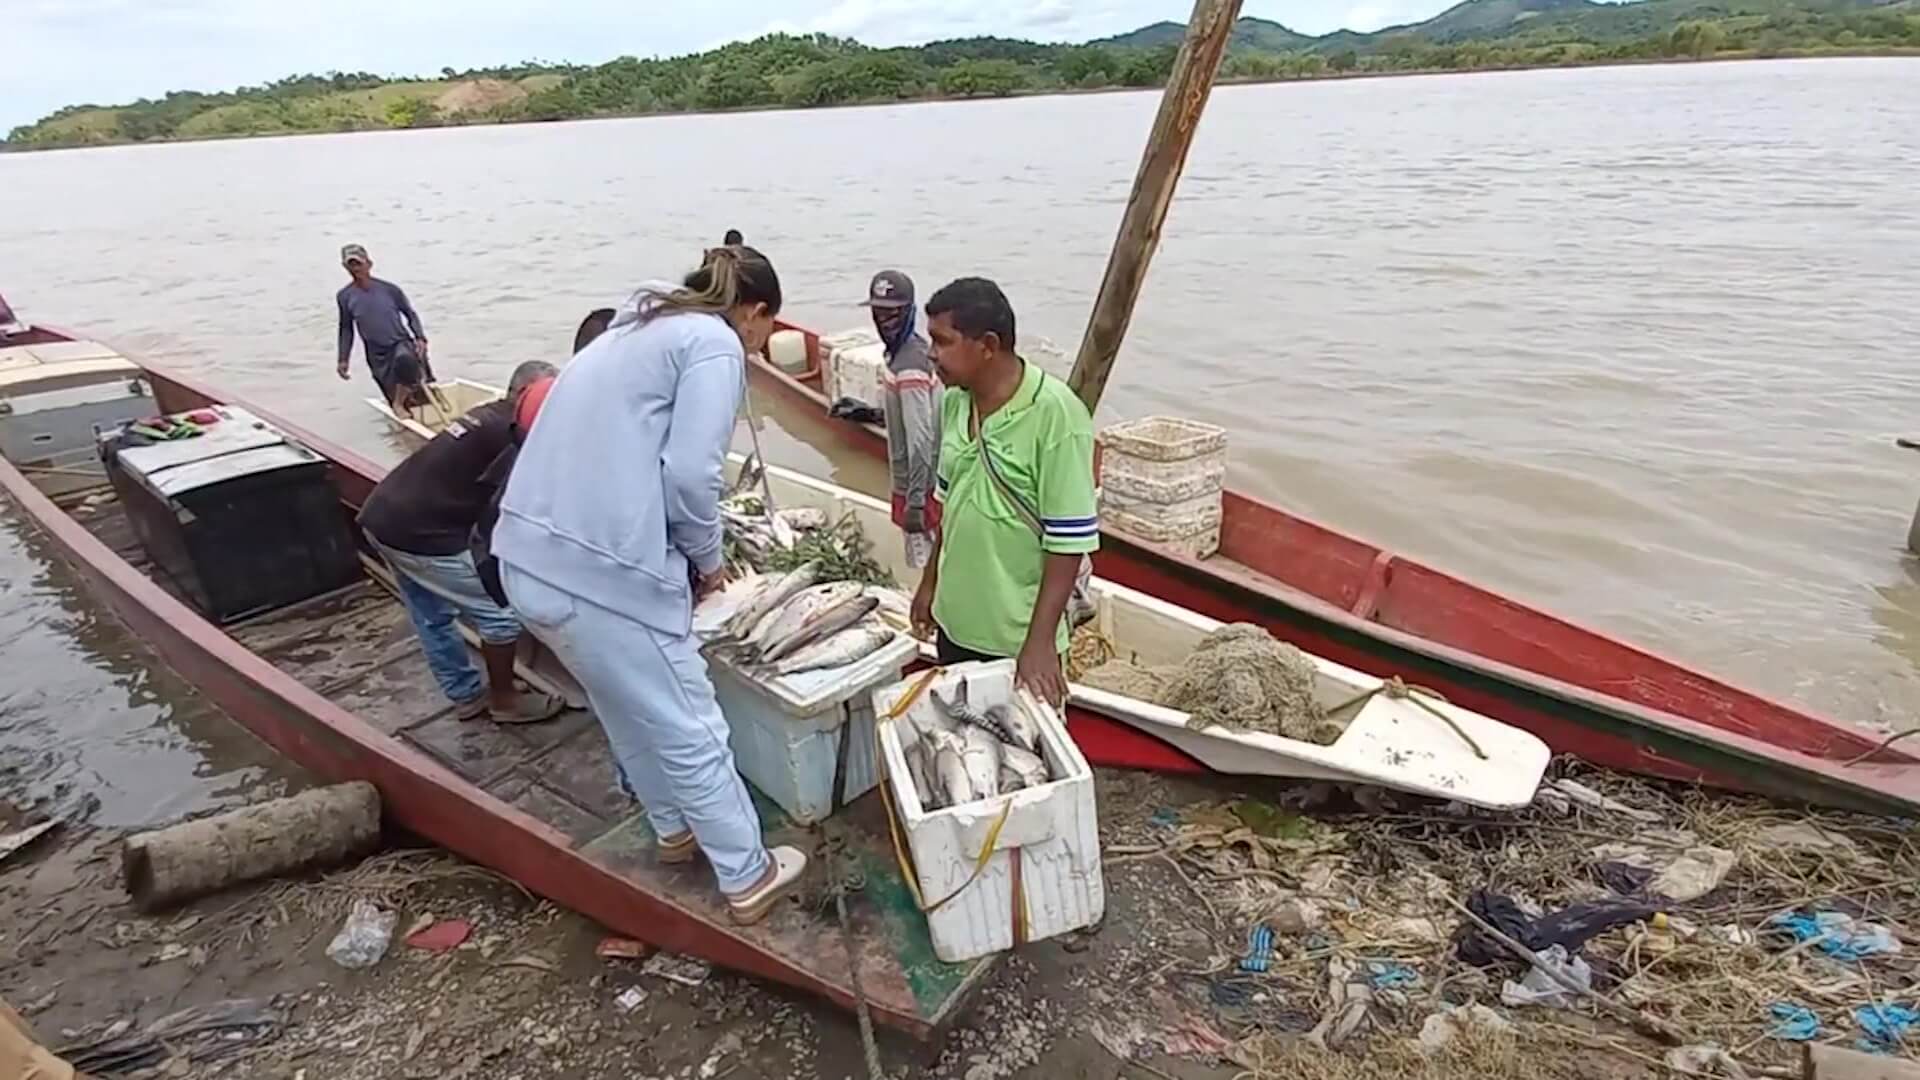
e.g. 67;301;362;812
872;661;1104;963
821;327;888;412
708;629;918;825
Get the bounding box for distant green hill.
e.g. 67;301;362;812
8;0;1918;150
1099;15;1318;51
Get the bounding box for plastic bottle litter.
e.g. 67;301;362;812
325;900;398;970
1500;944;1593;1009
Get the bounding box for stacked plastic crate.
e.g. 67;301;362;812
1098;416;1228;559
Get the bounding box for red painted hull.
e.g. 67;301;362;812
0;345;970;1038
756;325;1920;815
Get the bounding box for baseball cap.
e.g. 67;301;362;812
860;270;914;309
340;243;370;266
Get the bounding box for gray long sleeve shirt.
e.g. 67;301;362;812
336;278;425;362
882;333;941;514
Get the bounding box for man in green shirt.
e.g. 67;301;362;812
909;277;1099;707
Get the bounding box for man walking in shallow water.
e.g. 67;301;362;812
334;243;431;408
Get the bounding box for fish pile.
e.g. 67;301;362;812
709;562;899;677
900;681;1055;811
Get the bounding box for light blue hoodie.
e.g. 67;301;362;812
493;284;743;636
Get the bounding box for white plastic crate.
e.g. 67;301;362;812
1102;504;1222;559
1101;447;1227;505
1101;416;1227;463
705;630;919;826
872;661;1104;963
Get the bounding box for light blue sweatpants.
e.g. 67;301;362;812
500;562;770;894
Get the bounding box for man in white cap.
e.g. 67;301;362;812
335;242;431;408
862;269;942;568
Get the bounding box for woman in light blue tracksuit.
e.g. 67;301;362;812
491;245;806;925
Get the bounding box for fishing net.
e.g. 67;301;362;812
1080;623;1347;746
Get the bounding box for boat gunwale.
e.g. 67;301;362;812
0;345;973;1038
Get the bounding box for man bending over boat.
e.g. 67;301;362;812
492;246;808;925
358;360;565;725
861;270;942;569
910;277;1099;708
335;243;432;407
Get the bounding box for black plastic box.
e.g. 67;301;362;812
103;407;361;623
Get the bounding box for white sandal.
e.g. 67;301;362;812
725;846;808;926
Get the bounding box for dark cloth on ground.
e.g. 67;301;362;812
1453;888;1660;968
358;401;515;557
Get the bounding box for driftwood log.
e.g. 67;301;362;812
122;781;381;911
1805;1045;1920;1080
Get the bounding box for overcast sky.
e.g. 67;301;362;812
5;0;1460;131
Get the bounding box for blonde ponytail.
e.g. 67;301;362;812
633;244;782;328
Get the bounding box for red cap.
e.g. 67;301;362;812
515;376;555;436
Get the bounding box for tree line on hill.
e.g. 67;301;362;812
7;2;1917;149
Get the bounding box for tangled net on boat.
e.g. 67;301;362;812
1080;623;1346;745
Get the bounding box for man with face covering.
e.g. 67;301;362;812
862;270;942;568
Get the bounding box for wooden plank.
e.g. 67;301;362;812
1066;0;1245;414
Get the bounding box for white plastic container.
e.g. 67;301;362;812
707;631;919;826
767;329;811;375
872;661;1104;963
1099;416;1228;558
820;327;888;412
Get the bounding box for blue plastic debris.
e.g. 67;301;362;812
1366;962;1420;990
1854;1003;1919;1053
1149;807;1180;829
1767;1003;1820;1042
1240;924;1276;974
1769;912;1902;962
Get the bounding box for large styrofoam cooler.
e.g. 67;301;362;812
700;604;919;825
873;661;1104;963
820;328;887;412
1099;416;1227;559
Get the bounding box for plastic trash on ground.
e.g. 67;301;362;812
1769;912;1903;962
325;900;397;969
1768;1003;1821;1041
1500;944;1592;1009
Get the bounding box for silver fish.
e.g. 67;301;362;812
959;725;1002;801
761;595;879;663
927;730;972;808
932;681;1037;752
904;740;938;810
773;625;895;676
723;562;817;640
984;703;1040;754
1000;744;1049;790
744;580;856;655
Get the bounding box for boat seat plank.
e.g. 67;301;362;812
325;652;449;736
487;773;610;847
512;723;633;823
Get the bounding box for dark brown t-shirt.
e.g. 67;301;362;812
358;401;514;556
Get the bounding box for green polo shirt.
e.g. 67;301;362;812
932;362;1099;658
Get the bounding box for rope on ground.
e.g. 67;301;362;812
823;825;886;1080
1326;677;1488;760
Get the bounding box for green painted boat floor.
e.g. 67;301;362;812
209;577;991;1028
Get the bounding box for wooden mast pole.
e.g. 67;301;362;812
1067;0;1245;414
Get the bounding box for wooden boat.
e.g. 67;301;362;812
741;322;1920;817
370;381;1553;811
0;304;992;1040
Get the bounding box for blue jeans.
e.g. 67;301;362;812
372;539;522;706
